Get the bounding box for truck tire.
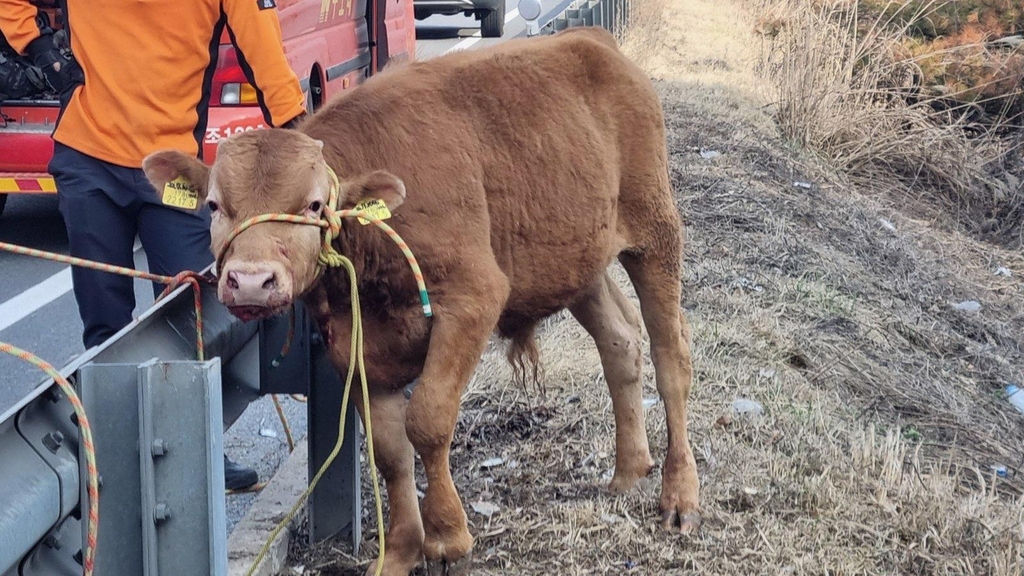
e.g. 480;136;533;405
481;1;504;38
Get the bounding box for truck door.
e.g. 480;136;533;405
368;0;413;71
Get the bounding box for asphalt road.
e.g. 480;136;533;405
0;5;534;534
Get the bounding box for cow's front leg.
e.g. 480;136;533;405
405;274;509;574
354;388;425;576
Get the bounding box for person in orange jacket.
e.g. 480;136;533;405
0;0;307;490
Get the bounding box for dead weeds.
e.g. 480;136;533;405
753;0;1024;246
286;0;1024;573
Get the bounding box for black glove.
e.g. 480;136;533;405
25;31;81;96
0;50;46;100
280;112;306;129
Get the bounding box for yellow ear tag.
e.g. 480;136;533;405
162;176;199;210
353;198;391;226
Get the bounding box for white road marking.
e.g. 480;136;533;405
0;268;72;333
443;8;521;54
0;239;143;333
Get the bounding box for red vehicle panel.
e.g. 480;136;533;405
0;0;413;204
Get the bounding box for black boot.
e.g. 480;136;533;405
224;455;258;490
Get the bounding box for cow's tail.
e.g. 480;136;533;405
506;323;544;396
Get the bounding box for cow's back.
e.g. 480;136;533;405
304;27;670;340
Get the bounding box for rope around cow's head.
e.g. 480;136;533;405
216;165;433;318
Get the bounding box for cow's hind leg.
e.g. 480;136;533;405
619;243;701;533
569;272;655;492
354;389;425;576
405;263;510;574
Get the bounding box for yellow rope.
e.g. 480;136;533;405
245;256;386;576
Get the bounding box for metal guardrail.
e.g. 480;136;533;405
0;267;360;576
522;0;630;39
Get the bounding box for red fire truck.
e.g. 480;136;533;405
0;0;415;219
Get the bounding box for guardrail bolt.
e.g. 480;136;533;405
154;503;171;524
151;439;167;457
42;431;65;453
43;535;61;550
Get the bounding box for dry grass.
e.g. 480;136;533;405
615;0;663;63
285;0;1024;574
753;0;1024;245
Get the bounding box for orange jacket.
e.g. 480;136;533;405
0;0;306;168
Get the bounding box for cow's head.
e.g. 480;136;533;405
142;129;406;321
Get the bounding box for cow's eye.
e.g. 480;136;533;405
207;200;219;213
309;201;323;213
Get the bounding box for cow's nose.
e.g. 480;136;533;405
226;270;277;302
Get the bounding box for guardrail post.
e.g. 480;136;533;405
137;360;227;576
591;0;603;28
306;329;362;550
76;364;146;575
580;4;593;26
258;305;312;395
19;360;229;576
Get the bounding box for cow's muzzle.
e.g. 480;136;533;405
219;262;292;320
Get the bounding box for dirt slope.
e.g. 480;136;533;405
288;0;1024;573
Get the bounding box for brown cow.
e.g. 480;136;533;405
143;27;699;576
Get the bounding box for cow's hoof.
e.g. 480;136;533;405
608;463;655;494
424;554;472;576
364;556;422;576
660;508;702;534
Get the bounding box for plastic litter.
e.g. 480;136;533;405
471;501;500;517
733;397;763;416
1006;384;1024;414
954;300;981;312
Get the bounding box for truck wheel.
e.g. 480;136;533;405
481;2;504;38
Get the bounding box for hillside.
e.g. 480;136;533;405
287;0;1024;573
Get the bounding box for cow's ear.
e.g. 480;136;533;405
340;170;406;213
142;150;212;208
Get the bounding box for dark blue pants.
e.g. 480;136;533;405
49;143;213;349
